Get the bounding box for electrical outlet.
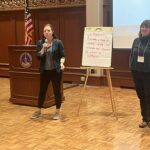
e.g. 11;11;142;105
88;68;103;76
81;76;85;81
91;69;97;74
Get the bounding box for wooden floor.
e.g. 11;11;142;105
0;78;150;150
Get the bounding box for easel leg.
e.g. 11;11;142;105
105;69;118;120
77;68;89;116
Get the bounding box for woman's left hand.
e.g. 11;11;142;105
60;63;65;70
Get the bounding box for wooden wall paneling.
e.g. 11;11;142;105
32;10;39;44
58;7;86;84
59;7;86;67
14;11;25;45
112;49;131;70
110;49;134;87
35;9;60;40
0;12;16;76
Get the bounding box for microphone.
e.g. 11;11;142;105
45;38;48;44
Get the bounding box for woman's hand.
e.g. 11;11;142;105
60;63;65;70
60;57;65;70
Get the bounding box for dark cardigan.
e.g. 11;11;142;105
129;36;150;72
36;38;65;73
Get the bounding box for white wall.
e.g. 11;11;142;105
86;0;103;26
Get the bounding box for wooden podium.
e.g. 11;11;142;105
8;45;63;108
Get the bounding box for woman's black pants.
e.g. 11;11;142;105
131;70;150;122
38;69;62;109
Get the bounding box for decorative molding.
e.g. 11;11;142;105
0;0;86;11
0;0;24;11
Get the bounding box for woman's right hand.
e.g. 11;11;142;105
40;46;45;55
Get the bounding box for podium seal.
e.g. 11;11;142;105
20;52;32;68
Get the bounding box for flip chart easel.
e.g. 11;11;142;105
82;27;112;67
78;27;117;119
77;67;117;120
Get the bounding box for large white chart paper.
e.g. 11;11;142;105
82;27;112;67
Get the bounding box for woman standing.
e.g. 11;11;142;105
130;20;150;128
31;24;65;120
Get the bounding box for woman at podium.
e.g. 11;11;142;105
31;24;65;120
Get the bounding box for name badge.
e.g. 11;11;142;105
137;56;144;63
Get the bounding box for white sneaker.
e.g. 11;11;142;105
52;112;61;120
30;111;41;119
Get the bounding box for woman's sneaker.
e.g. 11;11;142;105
139;121;148;128
52;112;61;120
30;111;41;119
147;122;150;128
